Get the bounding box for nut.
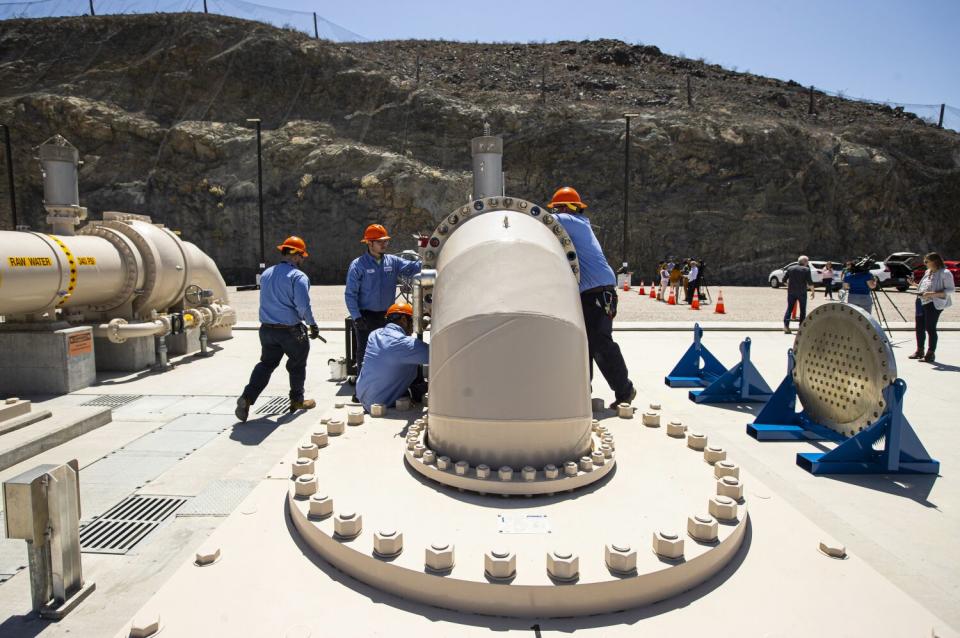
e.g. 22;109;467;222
642;412;661;427
297;443;318;459
334;402;345;409
413;444;426;458
320;417;331;425
334;511;363;539
544;464;559;479
704;446;727;464
425;541;455;572
666;420;686;438
591;451;605;466
455;460;470;476
600;444;613;459
484;548;517;580
437;456;452;470
602;435;615;449
522;466;536;481
310;430;329;447
476;464;490;479
579;456;593;472
652;530;684;559
347;410;364;426
370;404;386;417
129;612;161;637
714;461;740;479
709;495;738;522
195;546;221;566
687;514;719;542
309;494;333;519
818;539;847;559
649;402;662;410
591;398;605;411
395;397;412;411
294;474;317;498
292;458;314;477
423;450;436;465
595;425;608;436
327;419;345;435
498;466;514;481
618;403;633;419
374;529;403;557
406;437;419;451
687;432;708;450
717;476;744;500
546;549;579;581
564;461;578;477
591;419;601;432
604;543;637;574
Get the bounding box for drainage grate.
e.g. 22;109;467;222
81;394;144;408
80;495;187;554
255;396;289;415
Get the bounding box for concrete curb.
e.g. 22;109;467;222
0;409;53;437
0;407;112;472
233;321;960;332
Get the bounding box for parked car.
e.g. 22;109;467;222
883;252;921;291
768;260;843;289
912;260;960;287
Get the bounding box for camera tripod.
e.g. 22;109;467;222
871;285;909;344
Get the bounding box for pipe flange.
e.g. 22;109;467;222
78;223;140;312
95;220;157;317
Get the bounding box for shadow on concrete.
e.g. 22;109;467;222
93;348;225;386
929;360;960;373
819;473;940;508
283;498;753;630
697;402;764;416
0;612;52;638
228;413;299;445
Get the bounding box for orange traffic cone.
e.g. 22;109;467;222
668;288;676;305
714;290;726;314
791;300;799;321
638;280;646;296
691;294;700;310
650;285;656;299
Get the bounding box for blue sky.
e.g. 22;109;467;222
290;0;958;111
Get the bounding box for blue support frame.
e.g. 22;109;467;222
688;337;774;404
664;323;727;388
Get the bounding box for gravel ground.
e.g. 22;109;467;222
229;284;958;324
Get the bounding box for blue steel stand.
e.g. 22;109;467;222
688;337;773;404
664;323;727;388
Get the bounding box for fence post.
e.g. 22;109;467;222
203;0;208;13
88;0;95;16
938;104;945;129
686;75;692;107
313;12;319;39
808;85;814;115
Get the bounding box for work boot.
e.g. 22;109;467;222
289;398;317;412
783;326;791;334
235;397;250;423
609;385;637;410
907;350;924;360
923;351;936;363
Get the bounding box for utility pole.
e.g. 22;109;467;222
1;124;17;229
938;104;945;129
415;53;421;87
313;12;319;39
686;75;692;107
203;0;208;13
88;0;95;16
540;63;547;104
808;85;815;115
622;113;640;270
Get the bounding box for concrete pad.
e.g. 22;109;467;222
0;409;52;436
0;406;112;472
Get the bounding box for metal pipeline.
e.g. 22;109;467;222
92;318;168;344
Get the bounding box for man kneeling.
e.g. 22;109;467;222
356;303;429;412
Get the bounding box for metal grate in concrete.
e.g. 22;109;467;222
176;479;258;517
81;394;144;408
255;396;289;415
80;495;187;554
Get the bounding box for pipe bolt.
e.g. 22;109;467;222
327;419;345;436
544;464;559;479
425;542;455;572
546;549;579;582
564;461;578;477
604;543;637;575
294;474;317;498
373;530;403;558
618;403;633;419
591;451;605;466
649;402;662;411
591;419;601;432
292;458;314;477
602;435;615;449
687;514;719;542
687;432;708;450
309;494;333;519
704;446;727;464
370;404;386;417
423;450;436;465
413;444;426;458
579;456;593;472
667;420;687;438
476;464;490;479
297;443;318;460
498;466;514;481
334;511;363;540
709;495;738;522
347;410;364;426
652;530;684;559
395;397;411;411
600;444;613;459
437;456;452;470
455;461;470;476
310;430;328;448
484;548;517;580
522;466;536;481
714;461;740;479
717;476;744;500
642;412;661;427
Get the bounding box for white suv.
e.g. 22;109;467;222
769;260;889;288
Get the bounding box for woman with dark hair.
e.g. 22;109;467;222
909;252;955;363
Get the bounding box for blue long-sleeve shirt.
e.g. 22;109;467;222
356;323;429;411
555;212;616;292
258;261;316;326
344;252;421;319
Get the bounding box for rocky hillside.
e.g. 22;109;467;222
1;14;958;285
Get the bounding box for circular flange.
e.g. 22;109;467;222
793;302;897;437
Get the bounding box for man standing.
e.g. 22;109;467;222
355;303;429;412
549;186;636;409
236;236;320;422
783;255;814;334
686;260;700;304
345;224;422;378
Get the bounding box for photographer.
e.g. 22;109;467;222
842;256;878;314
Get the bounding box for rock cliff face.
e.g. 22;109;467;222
1;14;957;284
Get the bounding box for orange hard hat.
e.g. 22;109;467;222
547;186;588;210
362;224;391;243
276;235;308;257
385;303;413;318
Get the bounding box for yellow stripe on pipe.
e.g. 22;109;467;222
47;235;78;307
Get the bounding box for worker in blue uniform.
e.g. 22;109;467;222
549;186;636;409
235;236;321;422
355;303;429;412
345;224;422;379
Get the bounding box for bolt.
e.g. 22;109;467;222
370;404;386;417
395;397;412;411
564;461;578;477
6;398;18;404
600;444;613;459
604;543;637;575
334;402;345;409
602;435;615;449
818;539;847;559
714;461;740;479
544;464;559;479
425;541;455;572
309;494;333;519
687;431;708;450
347;410;364;426
320;417;331;425
591;419;601;432
310;430;328;448
406;439;418;451
596;425;608;436
194;546;221;566
294;474;317;498
521;466;536;481
455;460;469;476
413;444;426;458
485;547;517;580
546;549;579;582
327;419;345;435
579;456;593;472
591;451;605;466
292;458;314;477
476;464;490;479
498;466;514;481
652;530;685;559
374;529;404;557
129;612;161;637
667;420;687;438
423;450;436;464
704;446;726;464
708;495;738;522
334;511;363;539
649;402;661;410
717;476;744;500
437;456;451;470
618;403;633;419
297;443;318;459
687;514;719;542
642;412;661;427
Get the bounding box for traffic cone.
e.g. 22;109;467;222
622;279;630;292
691;294;700;310
714;290;726;314
791;300;799;321
638;280;646;296
668;288;676;305
650;285;656;299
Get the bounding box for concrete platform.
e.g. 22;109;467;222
0;406;112;472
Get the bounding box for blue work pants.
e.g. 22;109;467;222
242;325;310;403
784;292;807;327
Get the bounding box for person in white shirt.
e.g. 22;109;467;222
685;260;700;304
822;262;835;299
908;252;955;363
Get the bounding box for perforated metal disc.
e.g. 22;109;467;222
793;302;897;437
